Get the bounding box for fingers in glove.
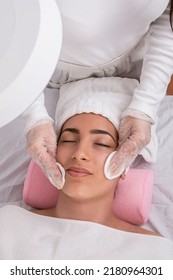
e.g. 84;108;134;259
119;116;151;147
26;123;65;188
104;151;129;179
106;136;139;177
34;147;65;189
105;116;152;178
26;123;57;159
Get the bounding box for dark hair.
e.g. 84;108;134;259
170;0;173;29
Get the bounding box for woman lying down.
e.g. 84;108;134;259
0;77;173;260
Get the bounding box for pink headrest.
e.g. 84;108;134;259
23;160;154;225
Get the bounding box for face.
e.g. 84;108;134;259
56;113;119;201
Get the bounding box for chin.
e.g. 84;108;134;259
62;182;92;201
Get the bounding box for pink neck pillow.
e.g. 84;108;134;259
23;159;154;225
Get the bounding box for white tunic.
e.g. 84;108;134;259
23;0;173;133
57;0;169;65
0;205;173;260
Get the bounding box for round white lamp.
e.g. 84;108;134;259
0;0;62;128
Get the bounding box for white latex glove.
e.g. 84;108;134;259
106;110;152;177
26;121;64;189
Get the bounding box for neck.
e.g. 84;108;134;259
53;191;115;226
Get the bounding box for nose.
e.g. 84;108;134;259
71;142;89;161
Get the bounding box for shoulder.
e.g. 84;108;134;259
132;226;161;237
110;217;161;237
124;223;161;237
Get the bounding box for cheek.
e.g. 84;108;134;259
97;150;112;165
95;150;118;182
56;147;67;165
95;153;110;178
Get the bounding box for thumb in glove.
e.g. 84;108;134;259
104;114;152;179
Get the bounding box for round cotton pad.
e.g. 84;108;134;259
55;163;65;189
104;151;126;179
48;163;65;190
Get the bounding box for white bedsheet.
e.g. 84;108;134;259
0;91;173;242
0;205;173;260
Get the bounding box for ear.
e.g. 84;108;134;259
120;168;129;180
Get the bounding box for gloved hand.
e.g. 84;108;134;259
107;110;152;177
26;121;64;189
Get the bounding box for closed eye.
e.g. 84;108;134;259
60;140;77;143
95;143;111;148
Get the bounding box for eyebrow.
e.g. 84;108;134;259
61;128;117;143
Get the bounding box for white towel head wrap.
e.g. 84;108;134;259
55;76;158;163
55;77;139;136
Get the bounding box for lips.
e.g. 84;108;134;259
66;166;92;177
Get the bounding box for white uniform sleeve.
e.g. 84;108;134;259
128;3;173;121
21;92;53;135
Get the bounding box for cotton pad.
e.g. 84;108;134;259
56;163;65;189
48;163;65;189
104;151;126;179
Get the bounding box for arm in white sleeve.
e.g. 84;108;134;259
21;92;53;135
128;2;173;122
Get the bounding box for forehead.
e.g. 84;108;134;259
62;113;117;135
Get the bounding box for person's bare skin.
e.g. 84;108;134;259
33;113;161;237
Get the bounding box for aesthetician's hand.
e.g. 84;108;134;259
107;112;152;176
26;121;64;189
